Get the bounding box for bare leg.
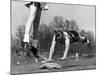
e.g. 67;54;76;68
60;32;70;59
41;35;56;63
23;3;37;43
48;35;56;61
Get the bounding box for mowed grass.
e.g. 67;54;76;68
11;51;96;74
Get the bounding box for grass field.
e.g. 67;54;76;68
11;51;96;74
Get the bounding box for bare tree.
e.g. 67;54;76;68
50;16;65;29
68;20;79;31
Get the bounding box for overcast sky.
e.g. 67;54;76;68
12;1;95;37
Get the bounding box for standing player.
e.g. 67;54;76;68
21;2;48;62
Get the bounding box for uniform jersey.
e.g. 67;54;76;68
55;30;80;45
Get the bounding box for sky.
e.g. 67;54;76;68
11;1;95;37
